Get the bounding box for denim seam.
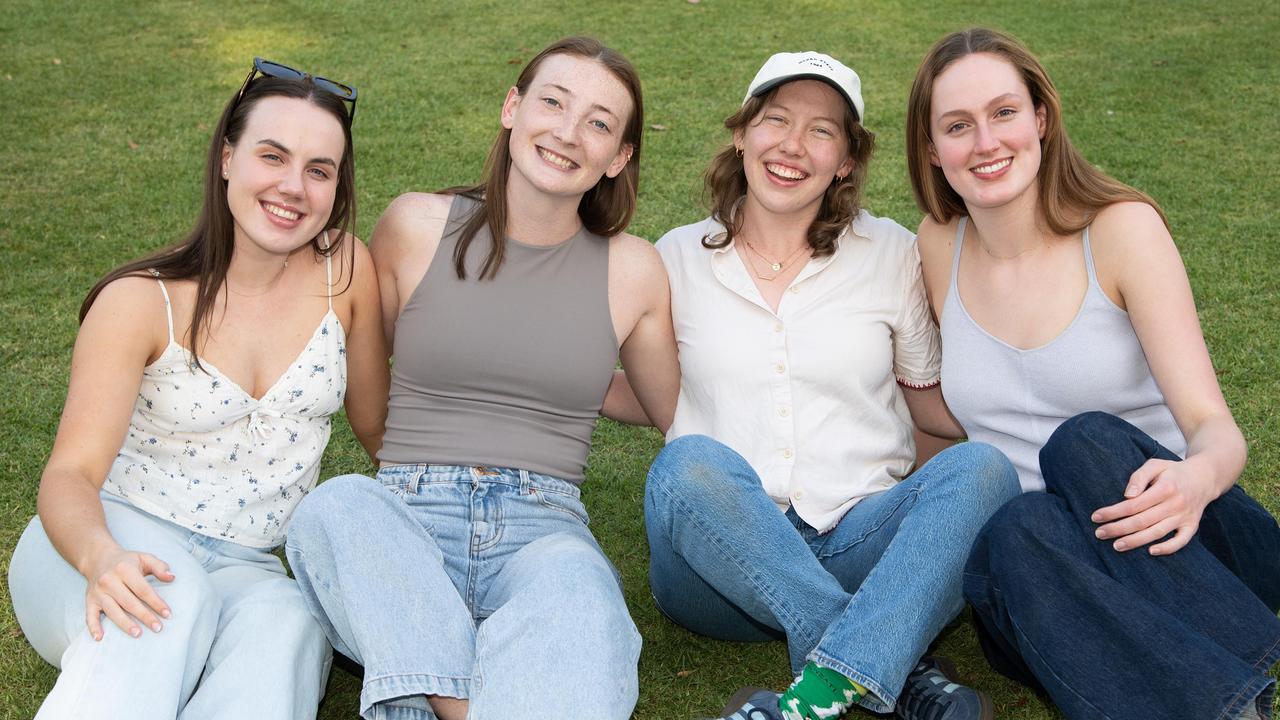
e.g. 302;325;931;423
651;472;819;650
1214;673;1275;720
1250;632;1280;673
816;486;920;560
1003;594;1114;720
806;651;894;713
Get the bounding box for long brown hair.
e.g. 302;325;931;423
702;82;874;256
906;27;1166;232
80;73;357;368
444;36;643;280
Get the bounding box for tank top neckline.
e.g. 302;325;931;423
947;217;1124;355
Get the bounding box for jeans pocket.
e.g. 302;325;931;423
533;488;590;526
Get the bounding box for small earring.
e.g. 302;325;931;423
735;146;743;158
222;170;228;179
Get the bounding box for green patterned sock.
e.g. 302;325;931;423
778;662;865;720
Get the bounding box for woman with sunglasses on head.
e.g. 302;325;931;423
641;52;1019;720
906;27;1280;720
7;60;387;719
283;37;677;720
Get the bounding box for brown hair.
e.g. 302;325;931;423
906;27;1166;232
80;73;357;369
444;36;643;280
701;82;874;256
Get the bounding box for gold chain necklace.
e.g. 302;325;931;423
742;239;810;281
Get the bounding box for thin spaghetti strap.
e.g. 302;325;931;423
322;230;334;311
1081;225;1100;287
949;217;968;290
148;268;176;343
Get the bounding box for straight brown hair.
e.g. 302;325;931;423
701;82;874;256
444;36;643;280
906;27;1167;233
79;73;357;369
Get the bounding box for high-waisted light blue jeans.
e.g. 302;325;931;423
8;493;331;720
645;436;1020;713
285;465;641;720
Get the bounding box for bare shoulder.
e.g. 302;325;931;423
1090;201;1172;254
915;214;960;263
608;232;667;303
369;192;456;264
81;274;171;357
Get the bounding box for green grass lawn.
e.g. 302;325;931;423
2;1;1278;717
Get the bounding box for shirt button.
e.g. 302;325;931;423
774;322;784;332
792;489;804;500
774;363;786;374
782;448;793;459
788;286;800;294
778;407;790;417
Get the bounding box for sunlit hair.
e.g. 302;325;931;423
80;74;357;369
906;27;1166;232
443;36;643;280
701;82;874;256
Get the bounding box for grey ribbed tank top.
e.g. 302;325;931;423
940;218;1185;492
377;195;618;483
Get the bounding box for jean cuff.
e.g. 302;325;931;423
361;672;472;719
1218;673;1275;720
806;650;895;714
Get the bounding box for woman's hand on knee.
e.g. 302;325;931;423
84;548;175;641
1090;458;1214;555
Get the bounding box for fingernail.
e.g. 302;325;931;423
1094;528;1105;538
151;622;162;632
1114;541;1127;551
130;627;141;638
161;609;171;618
94;633;102;642
1091;513;1101;522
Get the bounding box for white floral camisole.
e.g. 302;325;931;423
102;253;347;548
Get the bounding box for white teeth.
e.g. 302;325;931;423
765;162;808;180
537;147;577;170
264;203;300;221
973;158;1012;174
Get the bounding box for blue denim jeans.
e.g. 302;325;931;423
965;412;1280;720
8;494;331;720
645;436;1020;713
284;466;641;720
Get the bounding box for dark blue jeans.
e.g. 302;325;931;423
965;412;1280;720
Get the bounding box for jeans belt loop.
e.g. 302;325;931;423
518;468;532;495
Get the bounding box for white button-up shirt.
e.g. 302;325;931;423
658;212;940;533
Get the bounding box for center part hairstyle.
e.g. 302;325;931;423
447;36;644;280
702;84;875;257
79;72;358;367
905;27;1166;233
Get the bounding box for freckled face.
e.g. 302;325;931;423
737;80;855;223
501;53;635;199
221;96;345;257
928;52;1046;212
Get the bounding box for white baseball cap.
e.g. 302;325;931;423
744;51;865;122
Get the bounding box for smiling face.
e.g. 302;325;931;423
220;95;345;258
928;52;1046;213
736;80;855;223
500;53;635;201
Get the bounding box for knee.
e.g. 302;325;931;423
647;435;754;509
1041;412;1127;466
930;442;1021;515
288;473;382;546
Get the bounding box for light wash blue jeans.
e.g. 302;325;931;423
645;436;1020;713
284;465;641;720
7;494;331;720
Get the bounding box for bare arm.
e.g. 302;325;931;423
338;237;390;463
1088;202;1245;555
39;278;176;640
367;192;452;350
605;235;680;433
902;384;966;440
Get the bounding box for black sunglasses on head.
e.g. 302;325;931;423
234;57;358;122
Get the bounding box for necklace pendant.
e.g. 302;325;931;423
770;262;782;271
